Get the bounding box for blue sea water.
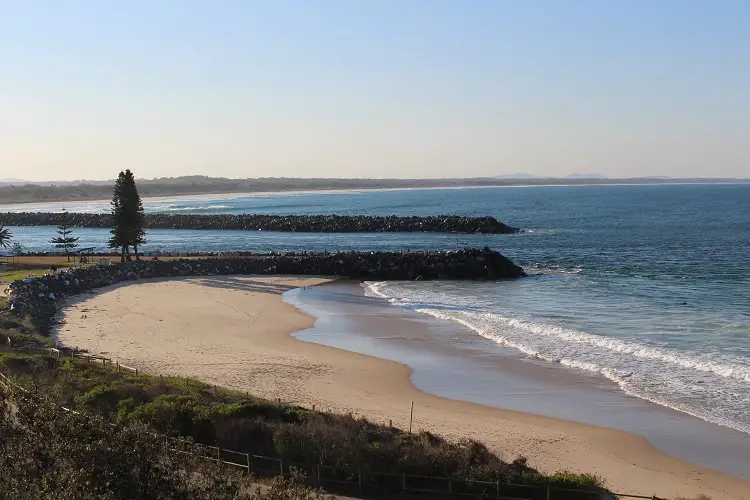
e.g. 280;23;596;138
3;184;750;434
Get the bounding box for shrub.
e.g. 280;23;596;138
0;388;255;499
0;354;612;498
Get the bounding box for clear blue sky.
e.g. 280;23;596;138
1;1;748;180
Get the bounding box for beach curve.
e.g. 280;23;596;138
57;276;750;500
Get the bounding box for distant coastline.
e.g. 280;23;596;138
1;175;748;205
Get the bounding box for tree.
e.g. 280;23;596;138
123;171;146;261
109;172;127;260
11;242;22;255
109;170;146;261
0;225;11;249
49;209;79;262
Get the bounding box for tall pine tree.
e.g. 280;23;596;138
109;170;146;261
123;170;146;261
109;172;128;261
50;209;79;261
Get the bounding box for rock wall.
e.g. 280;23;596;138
3;248;524;333
0;212;519;234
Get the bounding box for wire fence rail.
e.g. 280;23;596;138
0;359;671;500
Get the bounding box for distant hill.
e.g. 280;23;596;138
565;173;607;179
0;175;747;205
0;179;112;186
494;173;539;179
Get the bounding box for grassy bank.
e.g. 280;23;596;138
0;349;605;498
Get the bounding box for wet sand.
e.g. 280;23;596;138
58;276;750;500
288;282;750;483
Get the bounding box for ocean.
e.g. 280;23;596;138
3;184;750;438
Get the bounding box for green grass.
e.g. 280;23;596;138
1;267;51;283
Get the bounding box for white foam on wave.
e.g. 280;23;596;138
522;228;561;235
364;281;391;299
149;204;232;212
362;281;750;435
523;264;585;276
366;282;750;383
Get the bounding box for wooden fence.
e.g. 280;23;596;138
47;347;139;375
0;361;670;500
164;438;668;500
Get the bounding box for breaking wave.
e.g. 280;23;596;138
363;281;750;435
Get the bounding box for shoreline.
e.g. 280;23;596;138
3;181;749;212
57;276;750;500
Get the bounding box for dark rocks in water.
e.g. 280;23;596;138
0;212;520;234
4;248;525;333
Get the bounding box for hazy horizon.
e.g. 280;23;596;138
2;173;750;185
2;1;748;182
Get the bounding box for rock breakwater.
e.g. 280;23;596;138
0;212;519;234
4;248;524;332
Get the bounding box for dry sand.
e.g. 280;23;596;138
58;276;750;500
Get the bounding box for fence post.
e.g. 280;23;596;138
547;485;551;500
448;478;452;493
117;361;120;374
409;401;414;433
357;468;363;495
401;473;406;493
245;453;250;474
497;481;500;499
280;458;284;476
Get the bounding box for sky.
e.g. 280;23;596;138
1;1;749;181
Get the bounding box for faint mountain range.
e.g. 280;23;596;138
494;173;539;179
565;173;607;179
495;173;610;179
495;173;679;180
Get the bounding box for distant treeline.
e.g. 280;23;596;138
1;175;747;205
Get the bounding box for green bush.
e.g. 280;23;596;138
0;388;256;499
0;352;609;498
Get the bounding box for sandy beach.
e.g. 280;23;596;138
58;276;750;500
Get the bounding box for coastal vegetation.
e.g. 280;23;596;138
0;372;334;499
0;225;11;249
48;209;79;261
0;349;606;499
108;169;146;261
